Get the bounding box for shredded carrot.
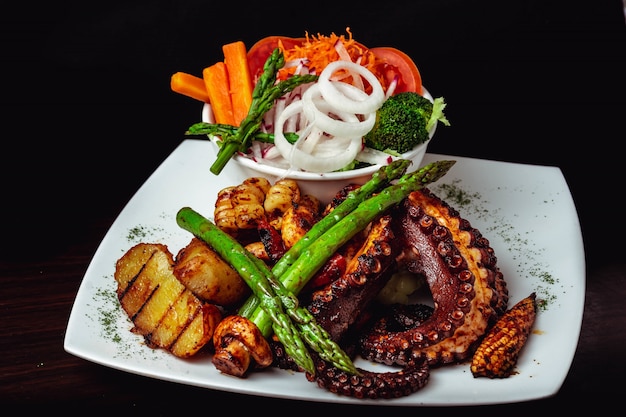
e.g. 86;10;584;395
203;62;235;125
222;41;254;125
278;28;380;85
170;72;211;102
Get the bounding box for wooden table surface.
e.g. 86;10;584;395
2;0;625;410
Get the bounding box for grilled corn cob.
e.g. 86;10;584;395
470;292;537;378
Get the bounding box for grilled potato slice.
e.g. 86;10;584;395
169;302;222;358
114;243;222;358
174;237;250;308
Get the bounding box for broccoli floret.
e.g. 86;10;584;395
363;92;450;154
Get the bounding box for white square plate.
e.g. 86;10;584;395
64;139;585;406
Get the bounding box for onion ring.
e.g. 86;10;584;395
317;60;385;114
273;100;362;172
301;84;375;139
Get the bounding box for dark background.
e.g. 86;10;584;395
2;0;625;410
4;0;625;266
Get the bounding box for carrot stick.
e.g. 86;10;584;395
203;62;235;125
222;41;254;125
170;72;211;103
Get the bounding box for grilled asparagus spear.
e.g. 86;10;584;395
177;159;455;375
189;48;318;175
177;207;357;375
238;158;412;318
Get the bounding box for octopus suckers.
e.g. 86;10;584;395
433;225;448;239
448;254;464;268
419;216;434;227
457;296;470;308
459;282;474;294
459;269;473;281
450;309;465;320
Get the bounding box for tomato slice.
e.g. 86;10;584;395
247;36;306;81
369;47;422;95
247;37;422;95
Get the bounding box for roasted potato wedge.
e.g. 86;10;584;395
114;243;222;358
174;237;250;308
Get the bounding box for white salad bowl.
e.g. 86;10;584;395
202;87;436;203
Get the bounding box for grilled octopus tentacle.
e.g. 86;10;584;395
304;214;431;398
359;188;509;367
272;187;508;399
306;353;430;400
307;214;398;343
